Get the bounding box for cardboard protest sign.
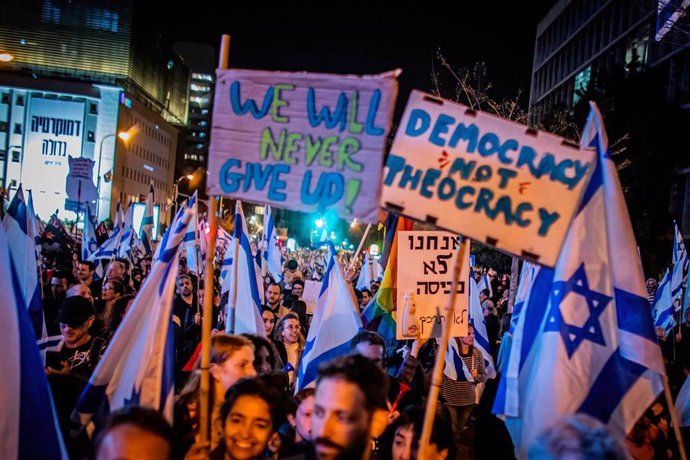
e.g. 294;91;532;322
302;280;322;315
208;69;399;223
381;91;596;267
396;231;470;339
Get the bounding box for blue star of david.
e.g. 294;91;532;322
124;385;142;406
543;263;612;359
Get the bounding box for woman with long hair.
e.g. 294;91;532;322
96;279;125;324
440;324;486;437
272;313;304;387
175;334;256;455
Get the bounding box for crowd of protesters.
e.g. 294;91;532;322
28;216;690;460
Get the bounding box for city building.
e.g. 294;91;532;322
0;0;189;229
530;0;690;256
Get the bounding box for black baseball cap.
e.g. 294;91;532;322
56;296;96;327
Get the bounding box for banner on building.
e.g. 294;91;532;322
22;97;86;219
207;68;399;223
396;231;470;339
381;91;596;267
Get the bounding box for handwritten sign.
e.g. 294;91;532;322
207;69;399;223
396;231;470;339
301;280;322;315
381;91;596;267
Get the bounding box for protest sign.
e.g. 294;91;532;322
380;91;596;267
396;231;470;339
207;68;399;223
302;280;322;315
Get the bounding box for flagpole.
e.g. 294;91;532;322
663;375;688;460
349;223;372;271
418;237;468;459
198;33;229;447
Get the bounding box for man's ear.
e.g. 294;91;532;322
287;413;296;428
369;408;389;439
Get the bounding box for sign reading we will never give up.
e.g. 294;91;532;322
381;91;596;267
207;69;399;223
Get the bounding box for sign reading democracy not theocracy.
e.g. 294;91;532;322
397;231;470;340
380;91;596;267
207;69;399;223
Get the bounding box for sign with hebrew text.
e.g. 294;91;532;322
381;91;596;267
208;68;399;223
397;231;470;339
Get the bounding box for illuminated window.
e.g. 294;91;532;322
573;66;591;106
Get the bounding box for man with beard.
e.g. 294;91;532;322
264;282;283;316
173;273;199;370
311;355;389;460
77;260;101;299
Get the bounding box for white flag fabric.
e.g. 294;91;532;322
676;375;690;426
139;183;154;255
74;206;193;427
3;186;45;339
671;221;687;302
82;202;98;261
510;261;540;334
468;278;497;379
652;269;675;336
296;242;362;391
224;201;265;337
0;223;68;459
476;273;493;299
443;337;475;382
493;103;665;455
262;205;283;281
356;253;383;291
181;191;200;275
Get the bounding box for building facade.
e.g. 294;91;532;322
0;0;189;228
530;0;690;238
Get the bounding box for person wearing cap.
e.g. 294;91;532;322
46;295;106;381
45;296;108;457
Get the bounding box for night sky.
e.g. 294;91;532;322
155;2;556;105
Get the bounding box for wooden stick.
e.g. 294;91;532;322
662;374;688;460
350;223;372;271
198;33;230;447
418;238;468;460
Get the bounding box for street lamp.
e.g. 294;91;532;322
96;131;131;218
173;174;194;217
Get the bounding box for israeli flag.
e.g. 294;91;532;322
82;202;98;261
0;223;68;459
652;269;674;336
139;183;154;255
477;273;493;299
224;201;265;336
3;186;45;339
656;0;690;41
296;242;363;391
74;206;193;428
181;191;200;275
356;252;383;291
262;205;283;281
675;374;690;426
671;222;687;301
468;278;497;379
493;103;665;454
443;337;475;382
113;200;124;236
510;261;540;334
